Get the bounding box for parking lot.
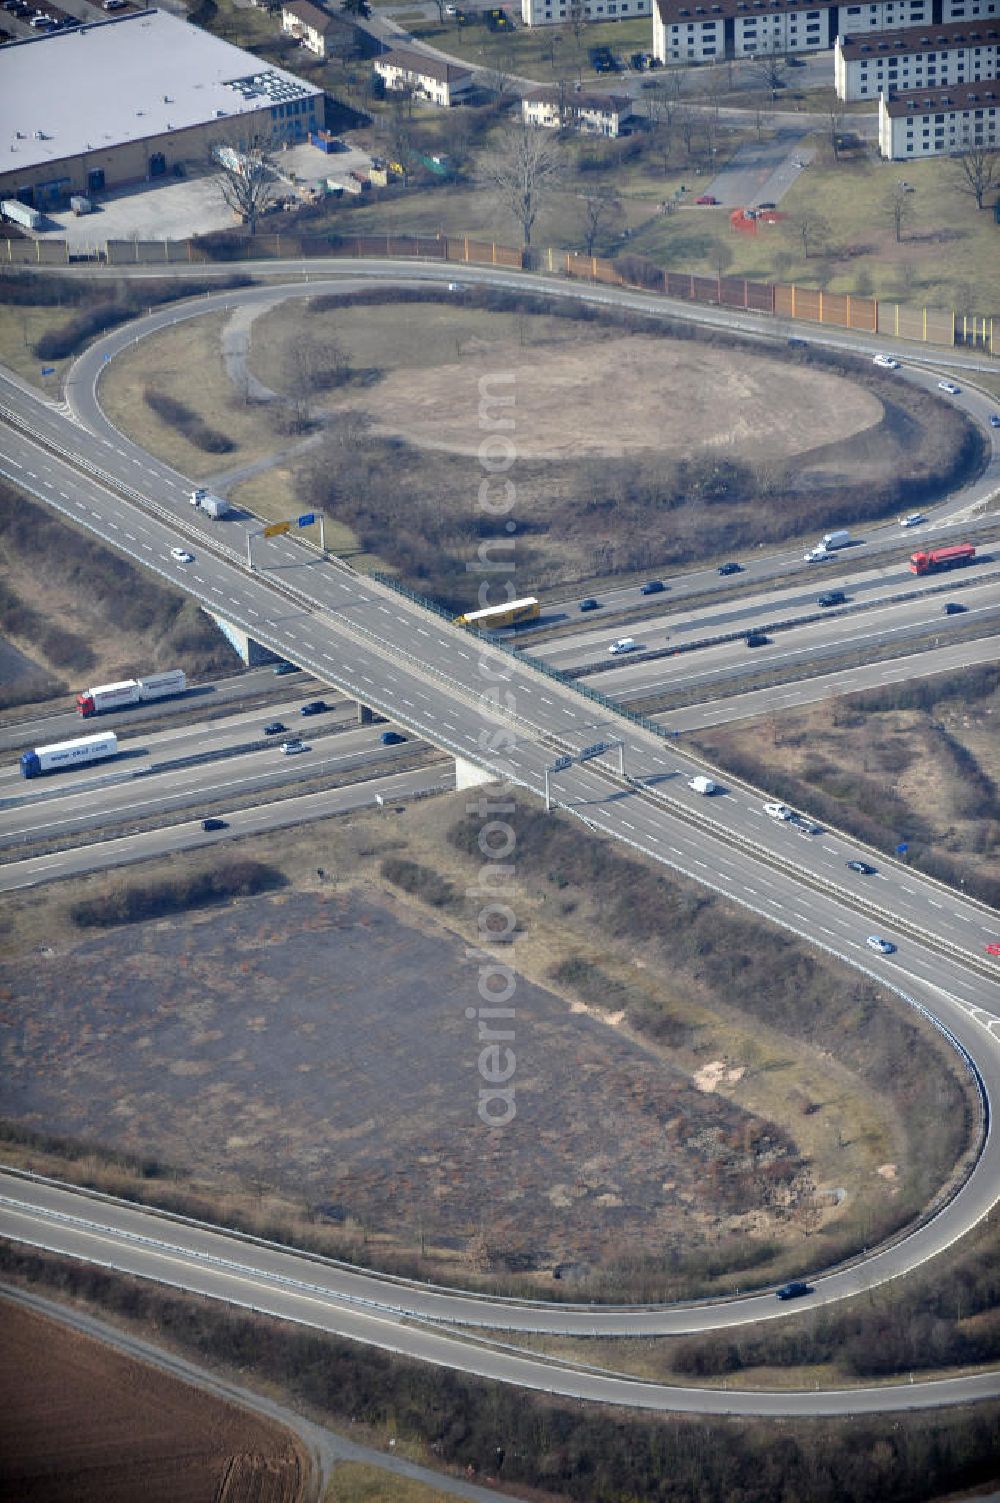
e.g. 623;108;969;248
34;139;373;248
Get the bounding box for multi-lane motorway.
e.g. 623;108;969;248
1;260;999;1416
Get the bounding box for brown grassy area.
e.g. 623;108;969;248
0;1299;308;1503
0;481;237;712
248;292;979;606
97;311;283;479
692;666;1000;897
0;784;975;1301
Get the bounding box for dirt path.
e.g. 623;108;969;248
0;1284;529;1503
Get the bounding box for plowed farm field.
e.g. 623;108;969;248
0;1300;308;1503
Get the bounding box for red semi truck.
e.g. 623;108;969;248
909;543;975;575
76;669;186;717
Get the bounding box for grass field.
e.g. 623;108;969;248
405;13;653;82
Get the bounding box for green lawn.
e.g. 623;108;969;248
626;142;1000;314
406;13;653;82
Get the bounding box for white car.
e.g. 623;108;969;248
281;739;307;755
170;547;194;563
609;637;637;656
872;354;900;369
899;513;924;528
866;935;896;955
938;380;961;395
764;802;793;820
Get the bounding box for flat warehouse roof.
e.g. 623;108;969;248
1;9;323;175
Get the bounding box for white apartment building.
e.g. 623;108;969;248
653;0;997;64
520;0;651;27
522;87;635;132
373;48;474;105
836;20;1000;99
878;75;1000;152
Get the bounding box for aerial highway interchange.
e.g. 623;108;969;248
1;259;999;1419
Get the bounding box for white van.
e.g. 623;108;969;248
822;530;851;549
689;775;718;795
609;637;637;656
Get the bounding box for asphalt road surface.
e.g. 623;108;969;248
1;261;998;1416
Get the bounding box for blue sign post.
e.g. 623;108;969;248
297;513;315;528
895;842;909;857
40;366;56;377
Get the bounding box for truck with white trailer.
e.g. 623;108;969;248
1;200;43;232
190;488;231;520
20;732;119;779
76;668;186;717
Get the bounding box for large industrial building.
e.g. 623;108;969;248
0;8;325;208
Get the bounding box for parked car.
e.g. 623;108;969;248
989;414;1000;428
201;817;227;832
694;194;718;205
756;200;776;210
717;561;742;576
899;513;924;528
817;590;847;607
745;630;769;647
299;700;327;716
640;579;665;595
938;380;961;395
609;637;637;655
872;353;900;369
273;661;299;675
380;730;405;745
866;935;896;955
787;337;808;349
943;601;967;615
170;547;194;563
776;1281;812;1301
264;721;286;735
281;739;307;754
764;802;792;820
579;597;600;611
846;860;877;875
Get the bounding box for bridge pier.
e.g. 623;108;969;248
357;704;374;725
203;610;280;668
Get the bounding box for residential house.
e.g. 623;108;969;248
373;47;474;105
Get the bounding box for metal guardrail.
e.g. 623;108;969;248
4;400;996;979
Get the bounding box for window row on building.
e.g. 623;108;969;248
836;19;999;96
878;76;1000;151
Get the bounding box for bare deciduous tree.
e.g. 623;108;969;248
949;143;1000;210
884;182;915;243
212;139;277;235
794;209;830;259
828;104;846;160
482;46;518;107
578;186;623;255
746;47;787;101
482;123;564;248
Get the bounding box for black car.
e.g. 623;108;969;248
300;700;327;716
579;597;600;611
818;590;847;607
264;721;286;735
641;580;665;595
943;601;967;615
787;337;808;349
381;730;405;745
745;630;769;647
717;561;741;576
273;661;299;675
757;200;776;210
846;859;877;875
776;1281;812;1301
202;817;227;832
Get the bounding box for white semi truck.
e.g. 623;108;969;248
190;488;231;520
20;732;118;779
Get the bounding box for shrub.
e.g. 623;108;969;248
70;861;286;928
380;856;455;908
143;386;234;453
